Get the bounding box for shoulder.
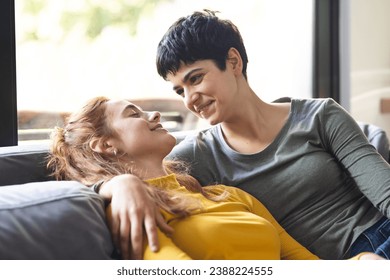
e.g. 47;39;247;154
291;97;337;111
291;98;346;121
170;127;219;153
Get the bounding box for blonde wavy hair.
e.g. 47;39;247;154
47;96;223;217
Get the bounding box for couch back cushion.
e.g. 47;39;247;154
0;180;114;259
0;144;52;186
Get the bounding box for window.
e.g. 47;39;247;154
348;0;390;138
2;0;316;146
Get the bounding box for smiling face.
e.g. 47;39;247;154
166;50;242;126
104;99;176;164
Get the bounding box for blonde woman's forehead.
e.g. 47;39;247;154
105;99;143;118
105;99;125;118
106;99;131;106
106;99;130;110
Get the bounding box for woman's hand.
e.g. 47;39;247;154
101;174;173;259
358;252;386;260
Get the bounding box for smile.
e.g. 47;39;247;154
196;100;214;114
151;124;167;132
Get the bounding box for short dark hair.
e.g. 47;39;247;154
156;10;248;80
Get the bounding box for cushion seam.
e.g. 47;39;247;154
0;192;103;210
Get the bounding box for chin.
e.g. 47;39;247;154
166;134;177;151
168;133;176;143
206;116;221;126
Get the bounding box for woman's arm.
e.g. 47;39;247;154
97;174;173;259
321;99;390;217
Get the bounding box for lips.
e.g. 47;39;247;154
151;123;168;132
151;124;163;131
196;100;214;114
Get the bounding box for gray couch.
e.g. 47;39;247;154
0;131;190;260
0;126;388;260
0;144;115;259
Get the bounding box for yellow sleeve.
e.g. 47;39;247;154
237;189;320;260
143;228;192;260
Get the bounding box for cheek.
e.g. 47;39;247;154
222;77;237;94
122;134;151;156
115;124;147;149
207;74;234;99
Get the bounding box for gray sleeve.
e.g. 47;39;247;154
322;99;390;217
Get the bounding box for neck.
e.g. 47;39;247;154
142;166;169;180
220;89;291;154
222;89;267;136
127;159;169;180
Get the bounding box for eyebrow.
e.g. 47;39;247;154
172;68;203;91
121;104;138;116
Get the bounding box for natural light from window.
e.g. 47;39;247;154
15;0;313;143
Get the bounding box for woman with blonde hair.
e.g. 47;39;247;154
47;96;382;260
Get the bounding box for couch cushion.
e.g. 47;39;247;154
0;180;114;259
358;122;390;162
0;144;52;186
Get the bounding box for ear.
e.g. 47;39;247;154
227;47;243;76
89;137;113;155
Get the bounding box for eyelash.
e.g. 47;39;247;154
176;89;184;97
129;112;140;118
190;74;203;85
176;74;204;97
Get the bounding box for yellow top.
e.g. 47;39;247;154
142;174;320;260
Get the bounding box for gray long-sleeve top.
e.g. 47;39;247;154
168;98;390;259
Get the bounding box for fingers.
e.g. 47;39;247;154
119;215;130;259
130;203;160;258
129;212;143;260
109;206;171;259
143;211;174;254
109;206;130;259
117;206;150;260
156;212;174;236
105;175;167;260
144;213;159;253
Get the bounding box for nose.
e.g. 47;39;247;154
184;89;200;109
147;111;161;122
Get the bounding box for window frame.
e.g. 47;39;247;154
0;0;340;147
0;0;18;147
313;0;340;101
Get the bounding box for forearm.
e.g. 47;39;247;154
323;99;390;215
94;174;144;201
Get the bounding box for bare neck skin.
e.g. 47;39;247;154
120;156;169;181
220;82;291;154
